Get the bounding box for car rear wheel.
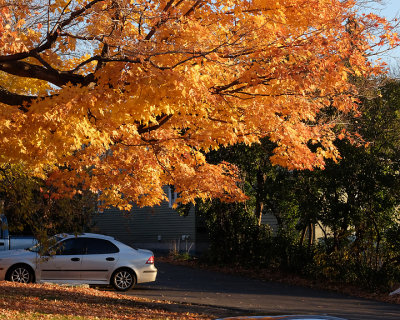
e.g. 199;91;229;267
7;265;34;284
111;268;136;291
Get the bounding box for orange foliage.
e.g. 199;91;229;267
0;281;211;319
0;0;398;208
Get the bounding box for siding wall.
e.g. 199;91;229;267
92;199;198;253
261;213;328;242
260;212;278;232
93;193;283;255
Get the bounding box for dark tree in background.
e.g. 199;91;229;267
199;78;400;291
0;164;96;241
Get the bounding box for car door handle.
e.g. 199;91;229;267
106;257;115;261
71;257;80;262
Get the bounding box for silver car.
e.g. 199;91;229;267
0;233;157;291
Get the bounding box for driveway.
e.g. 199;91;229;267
126;262;400;320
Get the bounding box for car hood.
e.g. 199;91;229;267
0;249;36;258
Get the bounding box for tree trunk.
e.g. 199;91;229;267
255;169;265;226
308;223;314;247
300;226;307;246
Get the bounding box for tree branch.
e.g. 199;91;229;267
0;0;103;63
0;31;59;63
0;60;93;88
137;114;173;134
0;86;37;111
145;0;176;40
184;0;203;17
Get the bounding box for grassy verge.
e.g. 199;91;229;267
0;281;211;320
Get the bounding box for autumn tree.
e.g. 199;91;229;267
0;163;96;238
0;0;397;208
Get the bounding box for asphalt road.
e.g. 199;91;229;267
126;262;400;320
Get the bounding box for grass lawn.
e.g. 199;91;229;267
0;282;211;320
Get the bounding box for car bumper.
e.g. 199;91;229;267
137;265;157;283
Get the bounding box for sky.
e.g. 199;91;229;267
366;0;400;67
372;0;400;19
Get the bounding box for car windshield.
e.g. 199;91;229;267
27;236;64;253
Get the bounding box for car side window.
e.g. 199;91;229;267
84;238;119;255
55;238;85;255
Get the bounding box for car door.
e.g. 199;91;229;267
80;238;119;281
38;237;84;281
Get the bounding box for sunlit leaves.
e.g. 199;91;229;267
0;282;211;319
0;0;398;208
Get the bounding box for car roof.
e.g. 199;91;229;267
55;233;116;241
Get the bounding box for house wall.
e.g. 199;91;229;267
315;223;327;241
92;201;199;254
260;213;328;243
260;212;278;232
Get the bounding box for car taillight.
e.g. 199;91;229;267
146;256;154;264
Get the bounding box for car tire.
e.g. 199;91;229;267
7;264;34;284
111;268;136;291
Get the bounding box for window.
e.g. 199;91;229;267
97;191;105;213
84;238;119;254
0;215;8;239
55;238;85;255
167;185;178;208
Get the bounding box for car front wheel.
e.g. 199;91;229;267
7;265;34;284
111;268;136;291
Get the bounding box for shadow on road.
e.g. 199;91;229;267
124;262;400;320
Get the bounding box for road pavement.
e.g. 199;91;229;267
126;262;400;320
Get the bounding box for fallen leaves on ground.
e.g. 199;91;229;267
0;281;211;320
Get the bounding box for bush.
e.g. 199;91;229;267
199;200;400;292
